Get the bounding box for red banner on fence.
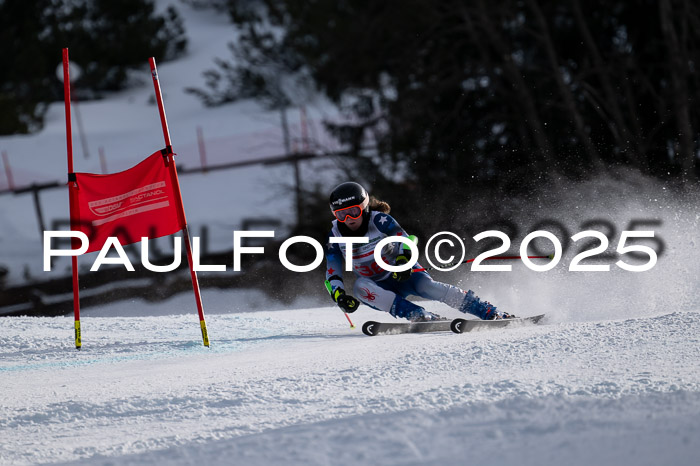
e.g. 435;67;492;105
73;151;183;253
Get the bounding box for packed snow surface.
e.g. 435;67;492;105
1;303;699;465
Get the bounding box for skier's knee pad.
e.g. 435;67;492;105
353;278;394;312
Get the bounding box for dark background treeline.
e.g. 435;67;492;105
2;0;699;228
196;0;700;182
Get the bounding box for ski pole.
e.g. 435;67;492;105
343;312;356;329
426;254;554;271
325;280;356;329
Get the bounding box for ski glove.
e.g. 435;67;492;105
333;289;360;313
392;255;412;282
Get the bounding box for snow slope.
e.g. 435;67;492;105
1;304;699;465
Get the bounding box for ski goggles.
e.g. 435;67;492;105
332;204;365;222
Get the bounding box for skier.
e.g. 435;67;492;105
324;181;515;322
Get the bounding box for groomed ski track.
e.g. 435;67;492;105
1;305;698;465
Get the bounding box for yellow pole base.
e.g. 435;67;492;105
75;320;82;350
200;320;210;347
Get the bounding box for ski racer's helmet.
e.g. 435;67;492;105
329;182;369;222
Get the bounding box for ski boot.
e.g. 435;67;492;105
391;296;443;322
460;290;514;320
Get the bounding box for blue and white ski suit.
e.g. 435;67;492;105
324;211;492;319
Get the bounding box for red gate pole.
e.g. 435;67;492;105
148;57;210;347
62;48;82;349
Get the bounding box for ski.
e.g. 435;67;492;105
361;320;452;336
450;314;546;334
361;314;545;336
